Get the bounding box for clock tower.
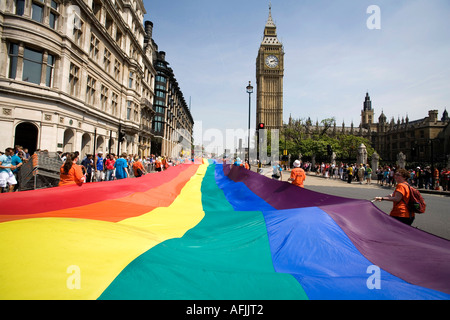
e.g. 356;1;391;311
256;5;284;131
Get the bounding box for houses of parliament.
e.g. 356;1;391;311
357;92;449;165
255;6;450;166
287;92;450;166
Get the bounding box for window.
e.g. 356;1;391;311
86;75;96;106
92;0;102;20
116;29;123;47
105;13;113;37
45;54;55;87
135;75;140;93
126;101;132;120
100;85;108;111
72;14;84;47
103;48;111;73
114;59;121;81
69;63;80;96
31;1;44;23
8;43;19;80
89;34;100;61
15;0;25;16
156;75;166;83
111;92;118;116
128;72;134;89
23;47;43;84
49;1;59;29
156;91;165;98
153;116;164;133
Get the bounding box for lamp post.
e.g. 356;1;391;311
246;81;253;163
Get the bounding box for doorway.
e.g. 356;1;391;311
14;122;38;155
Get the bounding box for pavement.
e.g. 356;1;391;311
254;166;450;197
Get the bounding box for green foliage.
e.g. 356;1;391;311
280;118;376;162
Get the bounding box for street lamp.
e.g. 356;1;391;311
246;81;253;163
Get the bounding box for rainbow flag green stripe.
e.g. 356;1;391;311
99;160;307;299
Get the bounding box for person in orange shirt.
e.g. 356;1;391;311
161;157;170;170
59;153;85;186
132;156;147;177
288;160;306;188
374;168;414;225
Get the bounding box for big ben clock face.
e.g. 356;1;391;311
265;55;279;68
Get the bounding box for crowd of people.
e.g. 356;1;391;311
0;145;190;191
291;160;450;191
3;144;450;194
0;145;30;193
57;151;184;187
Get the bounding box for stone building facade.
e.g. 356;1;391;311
0;0;193;158
359;93;449;164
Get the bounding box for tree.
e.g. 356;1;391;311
282;116;376;163
338;134;375;161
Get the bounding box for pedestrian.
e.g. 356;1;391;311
105;153;115;181
389;167;396;187
376;166;383;185
433;167;440;190
132;155;146;177
271;161;282;180
0;147;20;192
382;167;388;186
11;150;24;191
95;152;105;182
424;166;431;189
162;156;169;170
58;153;85;187
288;160;306;188
442;168;450;191
347;164;353;184
374;168;415;226
114;153;129;180
365;164;372;184
81;154;94;182
155;157;162;172
357;164;365;184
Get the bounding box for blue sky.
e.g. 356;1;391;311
142;0;450;152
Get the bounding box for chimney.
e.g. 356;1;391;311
144;21;153;44
428;110;438;123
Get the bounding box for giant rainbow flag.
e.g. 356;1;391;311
0;160;449;300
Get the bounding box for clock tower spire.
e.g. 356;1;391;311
256;4;284;131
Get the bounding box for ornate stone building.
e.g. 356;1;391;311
0;0;193;158
287;92;449;166
359;93;449;164
256;5;284;131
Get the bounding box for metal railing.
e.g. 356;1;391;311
19;152;62;191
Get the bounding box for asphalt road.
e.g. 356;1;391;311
274;170;450;240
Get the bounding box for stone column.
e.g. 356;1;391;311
357;143;367;165
371;152;380;178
